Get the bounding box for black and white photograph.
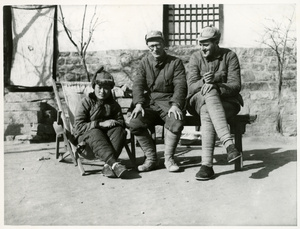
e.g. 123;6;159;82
2;0;298;227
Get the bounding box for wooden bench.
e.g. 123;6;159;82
117;97;257;171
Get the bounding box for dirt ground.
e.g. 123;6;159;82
3;135;297;226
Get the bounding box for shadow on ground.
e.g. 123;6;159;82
242;148;297;179
132;143;297;180
170;146;297;180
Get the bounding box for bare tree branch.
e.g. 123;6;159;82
80;5;87;55
58;6;79;51
259;9;296;134
58;5;100;82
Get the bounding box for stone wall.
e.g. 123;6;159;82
4;91;57;142
56;47;297;136
3;46;297;141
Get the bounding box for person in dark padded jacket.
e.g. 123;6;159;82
129;30;187;173
74;67;127;178
186;26;244;180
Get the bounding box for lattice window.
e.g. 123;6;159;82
163;4;223;46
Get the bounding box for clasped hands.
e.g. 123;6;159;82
201;71;216;95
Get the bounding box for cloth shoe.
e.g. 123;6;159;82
112;163;128;178
195;165;215;180
163;129;181;172
102;164;117;178
226;144;241;163
137;160;158;172
164;159;180;172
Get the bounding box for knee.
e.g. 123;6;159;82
204;88;219;99
115;126;127;139
165;116;184;134
82;129;107;146
81;128;103;141
129;117;148;135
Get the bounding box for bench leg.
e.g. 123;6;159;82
130;133;136;159
125;144;136;168
54;111;63;160
234;132;243;171
55;134;61;159
150;128;157;152
63;133;77;165
74;150;85;176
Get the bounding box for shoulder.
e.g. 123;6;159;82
139;53;153;68
189;50;202;63
220;48;237;57
141;53;152;62
190;50;202;59
191;50;202;56
81;93;96;105
105;96;121;106
165;53;183;65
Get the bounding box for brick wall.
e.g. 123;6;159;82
3;46;297;141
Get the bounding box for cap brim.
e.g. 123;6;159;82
197;37;210;42
146;36;164;41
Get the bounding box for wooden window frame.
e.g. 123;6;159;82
163;4;224;46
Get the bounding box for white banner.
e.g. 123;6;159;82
10;6;55;87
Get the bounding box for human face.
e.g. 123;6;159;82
199;40;217;59
147;39;165;59
94;84;111;100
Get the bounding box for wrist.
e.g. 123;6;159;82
136;103;143;108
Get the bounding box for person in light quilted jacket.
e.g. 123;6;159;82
187;25;244;180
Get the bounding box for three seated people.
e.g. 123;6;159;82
73;26;243;180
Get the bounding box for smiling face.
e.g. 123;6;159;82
199;40;218;59
147;38;165;59
94;84;111;100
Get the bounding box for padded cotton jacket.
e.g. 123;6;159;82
73;93;125;140
187;48;243;114
132;52;187;114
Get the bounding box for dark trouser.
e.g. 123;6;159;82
129;106;184;163
129;107;184;135
78;126;126;166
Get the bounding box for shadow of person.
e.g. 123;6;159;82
154;149;199;172
215;148;297;179
243;148;297;179
120;169;142;179
82;165;142;179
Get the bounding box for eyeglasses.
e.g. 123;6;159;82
148;44;162;51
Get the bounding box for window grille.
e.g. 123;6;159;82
163;4;223;46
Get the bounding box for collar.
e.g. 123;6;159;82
148;51;167;68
